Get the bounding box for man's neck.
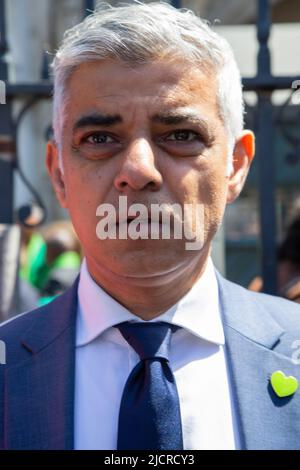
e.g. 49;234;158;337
85;247;211;320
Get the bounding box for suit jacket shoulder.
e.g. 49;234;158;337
0;278;79;450
218;273;300;334
216;271;300;449
0;279;77;364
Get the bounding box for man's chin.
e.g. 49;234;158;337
112;264;186;286
99;236;187;252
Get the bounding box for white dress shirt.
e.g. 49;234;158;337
74;257;241;450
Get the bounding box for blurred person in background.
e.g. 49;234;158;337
248;214;300;304
277;216;300;303
38;220;82;305
21;220;82;306
4;206;44;320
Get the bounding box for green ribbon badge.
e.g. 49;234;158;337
270;370;298;398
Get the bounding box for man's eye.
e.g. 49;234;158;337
84;133;115;144
81;130;202;146
165;130;201;142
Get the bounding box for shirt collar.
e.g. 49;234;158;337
76;257;225;347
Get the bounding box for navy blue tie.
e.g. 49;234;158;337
115;321;184;450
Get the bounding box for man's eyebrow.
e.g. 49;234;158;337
151;110;209;127
72;110;212;133
72;113;123;133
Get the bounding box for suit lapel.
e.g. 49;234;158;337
5;277;79;450
216;271;300;449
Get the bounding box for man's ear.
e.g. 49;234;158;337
46;140;67;208
226;130;255;204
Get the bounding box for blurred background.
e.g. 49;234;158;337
0;0;300;322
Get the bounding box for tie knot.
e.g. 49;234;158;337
115;321;179;361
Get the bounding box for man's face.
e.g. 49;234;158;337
47;59;254;279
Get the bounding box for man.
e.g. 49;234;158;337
1;1;300;450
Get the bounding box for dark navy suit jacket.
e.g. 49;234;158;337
1;271;300;449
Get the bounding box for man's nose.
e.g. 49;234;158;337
114;137;163;192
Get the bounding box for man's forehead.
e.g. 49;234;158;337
66;58;217;99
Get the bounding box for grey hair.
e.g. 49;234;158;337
51;1;245;175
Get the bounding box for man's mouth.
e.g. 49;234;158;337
116;214;162;225
116;216;161;225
